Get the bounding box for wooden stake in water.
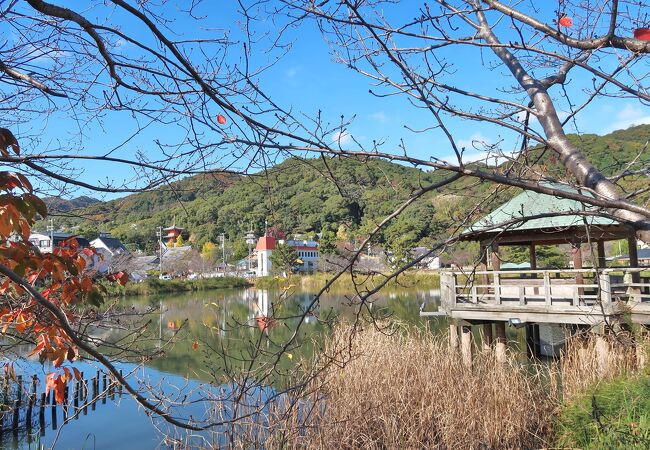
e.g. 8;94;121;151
39;392;45;434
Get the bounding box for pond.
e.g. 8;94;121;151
1;286;444;449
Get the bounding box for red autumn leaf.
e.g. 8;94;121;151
192;340;199;351
559;16;573;27
72;367;82;381
217;114;227;125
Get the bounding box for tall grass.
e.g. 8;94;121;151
558;333;642;400
203;325;649;449
553;334;650;448
267;323;553;449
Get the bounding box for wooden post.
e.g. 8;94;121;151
51;399;57;430
16;375;22;407
628;236;641;288
480;243;488;301
491;242;501;271
529;243;537;270
495;322;507;363
482;323;493;351
12;400;19;430
461;325;473;367
102;373;107;404
571;241;584;301
39;393;45;434
595;335;609;377
597;241;606;268
449;323;459;351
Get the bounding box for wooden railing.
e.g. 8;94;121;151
440;268;650;313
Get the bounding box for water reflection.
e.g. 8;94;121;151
1;286;442;449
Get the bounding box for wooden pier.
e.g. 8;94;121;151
440;267;650;325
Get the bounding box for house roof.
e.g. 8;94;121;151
163;226;183;231
92;236;128;253
466;183;620;236
162;246;192;261
31;231;73;239
619;249;650;260
30;232;90;247
256;236;276;251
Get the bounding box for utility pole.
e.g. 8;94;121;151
220;233;226;275
46;218;54;252
156;226;163;274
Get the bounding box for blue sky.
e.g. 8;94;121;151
4;1;650;199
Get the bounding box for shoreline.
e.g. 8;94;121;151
105;276;253;297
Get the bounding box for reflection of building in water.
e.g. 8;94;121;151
255;289;270;317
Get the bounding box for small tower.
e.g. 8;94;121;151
255;234;276;277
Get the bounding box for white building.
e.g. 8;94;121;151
29;231;90;253
89;233;129;273
255;235;319;277
412;247;441;270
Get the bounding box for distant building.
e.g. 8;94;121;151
412;247;441;270
90;233;129;273
163;225;184;247
90;233;128;257
617;248;650;267
255;235;319;277
29;231;90;253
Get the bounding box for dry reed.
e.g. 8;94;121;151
215;326;650;449
268;323;554;449
558;332;644;400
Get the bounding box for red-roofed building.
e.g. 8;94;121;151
255;235;319;276
163;225;184;247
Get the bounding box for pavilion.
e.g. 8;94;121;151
437;184;650;361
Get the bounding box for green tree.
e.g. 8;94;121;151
270;243;299;276
318;229;337;255
201;242;217;263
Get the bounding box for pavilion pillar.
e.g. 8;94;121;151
491;242;501;271
495;322;507;363
491;243;506;361
482;323;493;351
461;325;473;367
597;241;606;268
571;241;584;299
449;323;459;351
628;236;640;282
529;243;537;269
479;243;492;349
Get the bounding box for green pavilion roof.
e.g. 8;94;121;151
465;183;619;235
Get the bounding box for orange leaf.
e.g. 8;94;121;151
192;341;199;351
53;377;66;404
45;372;56;396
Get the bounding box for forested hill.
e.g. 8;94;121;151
47;125;650;253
